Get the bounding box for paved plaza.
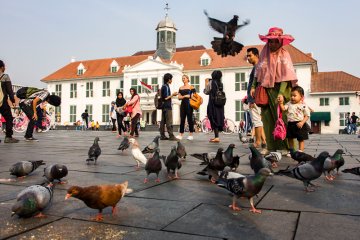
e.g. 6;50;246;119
0;130;359;240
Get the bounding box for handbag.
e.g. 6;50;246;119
273;105;287;141
124;97;139;114
254;85;269;107
190;92;203;110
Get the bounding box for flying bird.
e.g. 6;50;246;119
163;146;182;179
12;184;54;218
129;138;148;169
176;141;187;160
323;149;345;181
65;181;128;221
87;137;101;165
342;167;360;176
9;160;45;178
249;145;272;174
142;136;160;154
44;164;68;184
217;168;273;213
144;148;162;183
117;137;130;152
204;10;249;57
276;151;330;192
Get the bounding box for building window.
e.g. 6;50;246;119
235;73;247;91
70;83;77;98
201;58;209;66
119;79;124;92
70;105;77;123
324;121;330;126
141;78;148;93
339;112;347;126
190;76;200;92
86;82;93;98
160;31;165;42
166;31;172;42
86;104;93;122
173;32;176;44
131;79;141;93
55;84;62;97
320;98;329;106
77;69;83;75
102;81;110;97
55;106;61;123
151;77;158;92
102;104;109;123
111;66;118;73
235;100;244;121
339;97;349;105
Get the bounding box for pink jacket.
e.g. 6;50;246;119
127;95;142;118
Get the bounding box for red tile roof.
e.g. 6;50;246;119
42;44;316;82
311;71;360;93
132;45;206;56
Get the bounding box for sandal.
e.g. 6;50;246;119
210;138;220;143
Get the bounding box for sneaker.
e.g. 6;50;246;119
4;137;19;143
160;136;169;140
24;137;39;142
187;136;193;141
37;129;42;133
176;135;183;140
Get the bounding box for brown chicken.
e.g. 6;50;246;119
65;181;128;221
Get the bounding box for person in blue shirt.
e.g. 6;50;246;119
159;73;178;141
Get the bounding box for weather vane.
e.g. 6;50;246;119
164;3;170;17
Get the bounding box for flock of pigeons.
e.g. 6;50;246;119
6;134;360;221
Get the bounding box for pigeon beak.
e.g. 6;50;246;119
65;194;72;200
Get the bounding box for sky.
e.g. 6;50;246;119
1;0;359;87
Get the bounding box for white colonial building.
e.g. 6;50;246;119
42;14;360;134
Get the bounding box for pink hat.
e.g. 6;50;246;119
259;27;294;46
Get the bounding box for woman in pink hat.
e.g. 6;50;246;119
250;27;298;153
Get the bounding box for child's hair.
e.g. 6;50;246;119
291;86;304;97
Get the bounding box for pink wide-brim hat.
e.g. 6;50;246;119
259;27;294;46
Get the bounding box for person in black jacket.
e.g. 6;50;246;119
0;60;19;143
115;91;127;137
81;109;89;130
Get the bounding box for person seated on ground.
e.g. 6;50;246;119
95;121;100;131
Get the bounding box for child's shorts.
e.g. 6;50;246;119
286;121;309;141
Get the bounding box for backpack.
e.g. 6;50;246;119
273;105;287;141
213;80;226;107
16;87;41;99
154;92;163;109
0;74;4;107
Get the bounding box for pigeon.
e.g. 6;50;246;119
87;137;101;165
239;133;248;144
144;148;162;183
163;146;182;179
228;155;240;171
249;145;272;174
129;138;148;169
323;149;345;181
223;144;236;167
276;151;330;192
117;137;130;152
342;167;360;176
44;164;68;184
289;148;315;164
194;148;225;183
9;160;45;178
216;168;273;213
142;135;160;154
264;152;282;168
204;10;249;57
176;141;187;160
65;181;128;221
12;184;54;218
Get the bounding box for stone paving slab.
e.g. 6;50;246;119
164;204;298;240
8;218;221;240
295;212;360;240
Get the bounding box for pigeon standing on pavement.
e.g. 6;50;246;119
142;136;160;154
216;168;273;213
323;149;345;181
117;137;130;152
163;146;182;179
264;152;282;168
86;137;101;165
65;181;128;221
204;10;249;57
9;160;45;178
342;167;360;176
129;138;148;169
194;148;225;183
44;164;68;184
276;151;330;192
176;141;187;160
289;148;315;164
144;148;162;183
12;184;54;218
249;145;272;174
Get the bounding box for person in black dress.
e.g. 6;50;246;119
115;92;127;137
